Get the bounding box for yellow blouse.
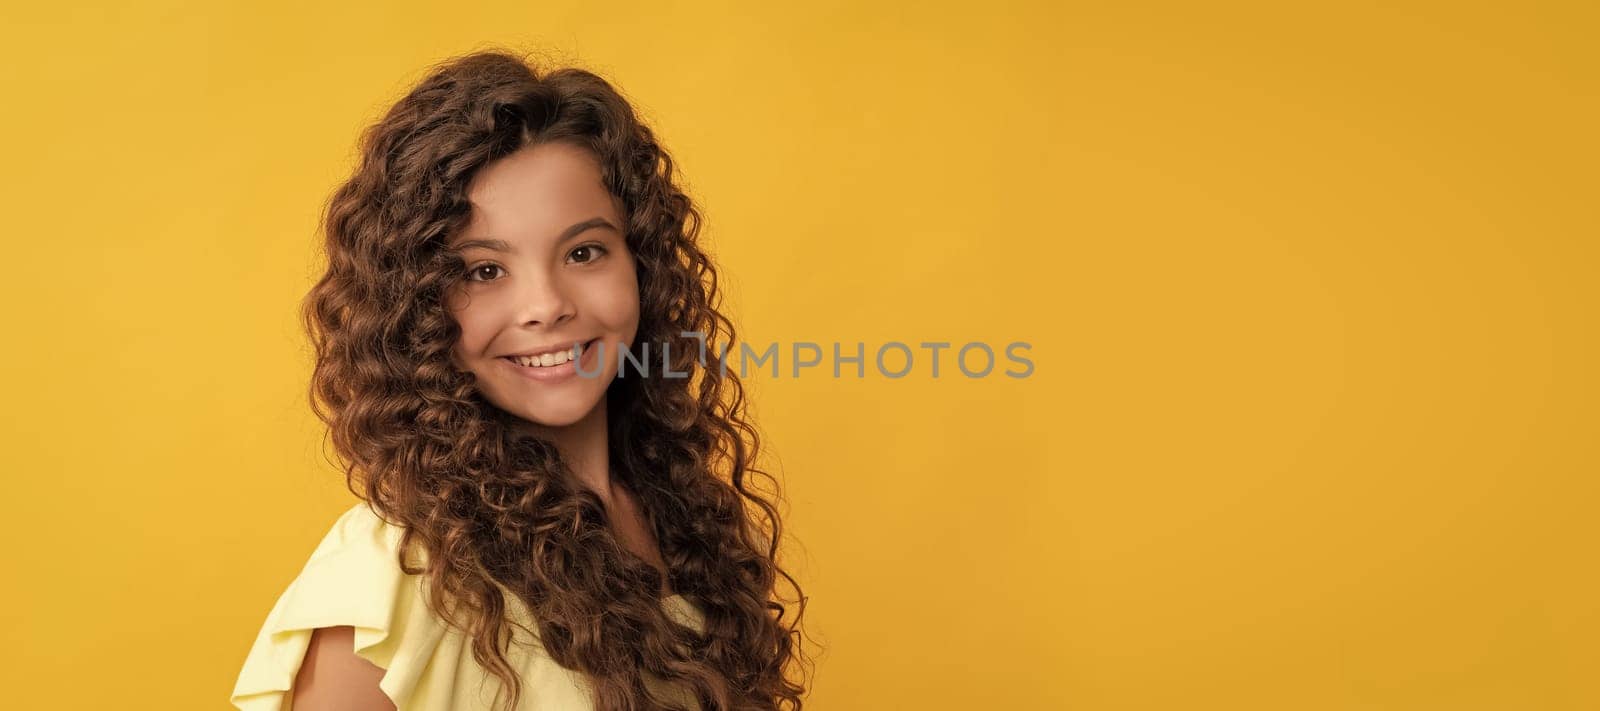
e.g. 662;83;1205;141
230;502;706;710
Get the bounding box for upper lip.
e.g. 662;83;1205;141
501;338;595;359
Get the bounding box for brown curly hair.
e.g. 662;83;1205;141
299;47;813;710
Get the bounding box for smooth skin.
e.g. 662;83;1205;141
290;626;394;711
288;142;671;709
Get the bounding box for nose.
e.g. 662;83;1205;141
512;272;576;329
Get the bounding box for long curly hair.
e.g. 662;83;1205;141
300;48;813;711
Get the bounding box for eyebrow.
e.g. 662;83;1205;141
448;217;619;253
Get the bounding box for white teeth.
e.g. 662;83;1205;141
511;344;582;368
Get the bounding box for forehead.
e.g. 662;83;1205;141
453;142;618;245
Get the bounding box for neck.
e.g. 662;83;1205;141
514;397;617;507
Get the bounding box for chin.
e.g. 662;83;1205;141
505;399;600;429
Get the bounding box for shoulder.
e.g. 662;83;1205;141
273;504;424;626
302;502;421;578
230;502;440;711
311;502;412;563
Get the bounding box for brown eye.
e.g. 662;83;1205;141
465;264;503;282
568;243;609;264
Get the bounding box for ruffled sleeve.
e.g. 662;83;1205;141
230;502;445;711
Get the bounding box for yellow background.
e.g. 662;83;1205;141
1;1;1594;709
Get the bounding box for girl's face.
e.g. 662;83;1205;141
443;141;640;430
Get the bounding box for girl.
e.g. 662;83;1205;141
230;49;811;711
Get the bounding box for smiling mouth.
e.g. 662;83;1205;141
501;339;598;369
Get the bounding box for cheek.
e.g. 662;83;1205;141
595;270;641;336
445;293;496;353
